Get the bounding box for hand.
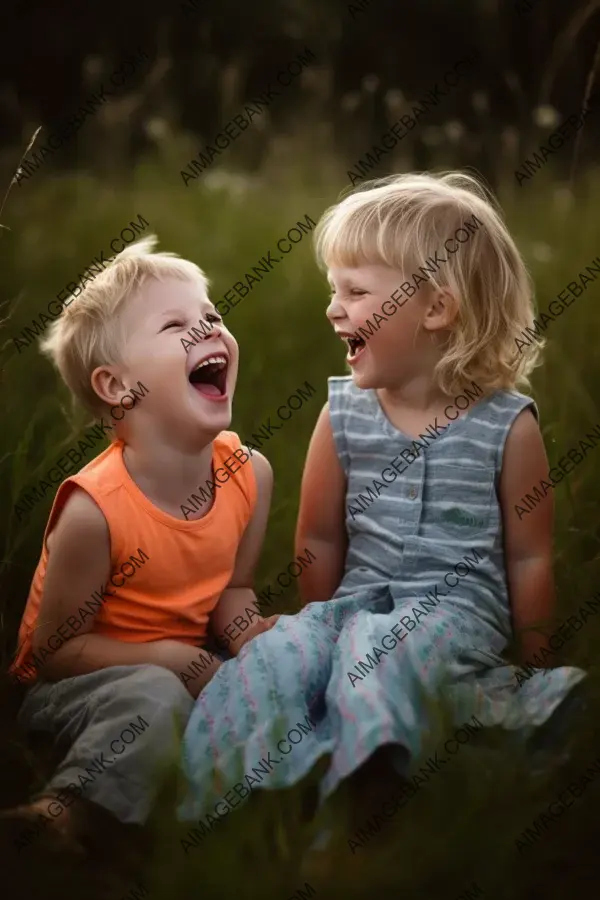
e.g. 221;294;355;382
236;615;281;653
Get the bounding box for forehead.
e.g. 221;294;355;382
327;264;398;284
124;276;211;318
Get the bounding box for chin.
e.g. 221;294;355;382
351;375;375;391
349;366;379;390
195;406;232;432
183;394;230;433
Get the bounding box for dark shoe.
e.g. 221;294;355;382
527;677;591;774
0;801;86;856
0;797;152;894
0;801;86;899
0;802;146;900
345;744;408;835
77;800;153;874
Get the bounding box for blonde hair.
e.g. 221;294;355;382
314;171;541;395
40;235;209;417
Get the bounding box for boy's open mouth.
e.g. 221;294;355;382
189;354;228;398
345;334;366;363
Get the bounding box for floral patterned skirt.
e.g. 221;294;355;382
178;589;586;821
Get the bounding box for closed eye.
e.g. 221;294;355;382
206;312;222;323
329;289;368;299
160;321;183;332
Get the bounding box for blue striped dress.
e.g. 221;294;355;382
178;378;585;821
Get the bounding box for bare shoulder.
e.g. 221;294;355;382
507;406;541;441
502;407;546;469
311;402;338;449
46;486;110;559
247;449;273;488
499;407;553;556
304;402;344;477
296;401;346;542
36;487;112;653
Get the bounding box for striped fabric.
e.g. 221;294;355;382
328;377;529;635
179;379;585;821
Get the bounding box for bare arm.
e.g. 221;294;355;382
500;408;557;665
210;450;274;656
34;488;204;683
295;402;347;605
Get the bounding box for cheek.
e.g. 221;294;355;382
223;333;239;375
223;334;240;365
371;310;410;351
223;330;238;354
353;298;380;324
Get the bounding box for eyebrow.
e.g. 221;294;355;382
328;278;364;289
159;302;215;318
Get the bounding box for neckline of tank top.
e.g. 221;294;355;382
366;388;504;445
114;438;223;529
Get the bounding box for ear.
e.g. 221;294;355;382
90;365;128;409
422;285;459;332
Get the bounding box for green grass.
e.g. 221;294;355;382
1;150;600;899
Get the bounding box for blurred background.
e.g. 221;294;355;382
1;0;600;898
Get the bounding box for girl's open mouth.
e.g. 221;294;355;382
345;334;366;365
189;355;229;400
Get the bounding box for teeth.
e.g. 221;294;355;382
192;355;227;372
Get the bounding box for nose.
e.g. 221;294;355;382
200;319;222;340
326;294;345;323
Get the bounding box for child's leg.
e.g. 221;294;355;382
15;664;193;841
322;606;481;800
179;599;366;820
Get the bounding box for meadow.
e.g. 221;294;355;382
1;121;600;899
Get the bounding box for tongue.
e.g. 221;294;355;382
194;382;222;397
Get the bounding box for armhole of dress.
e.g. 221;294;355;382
495;393;539;480
327;378;350;477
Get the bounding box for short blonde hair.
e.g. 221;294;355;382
314;171;541;395
40;235;209;417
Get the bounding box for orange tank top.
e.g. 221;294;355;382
11;431;256;684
